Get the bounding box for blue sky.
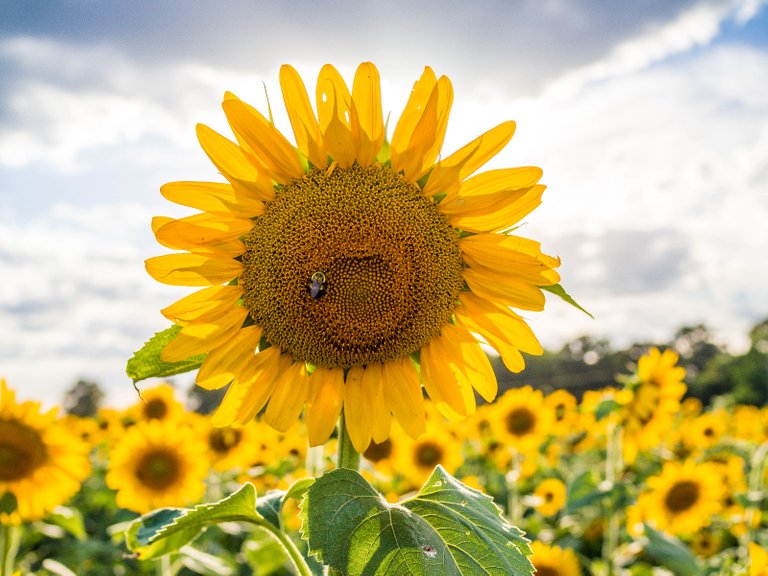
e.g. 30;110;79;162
1;0;767;405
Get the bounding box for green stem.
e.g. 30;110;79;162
156;555;173;576
267;527;313;576
743;440;768;570
336;410;360;471
0;523;21;576
602;423;623;576
505;450;522;526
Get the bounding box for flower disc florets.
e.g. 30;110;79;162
241;163;464;368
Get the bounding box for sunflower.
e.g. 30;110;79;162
689;528;723;558
394;418;463;488
544;389;579;438
105;418;209;514
532;477;567;517
201;417;261;473
637;460;725;535
750;542;768;576
488;385;553;452
0;379;91;524
126;381;187;423
622;347;686;464
682;410;727;452
145;62;560;451
529;541;582;576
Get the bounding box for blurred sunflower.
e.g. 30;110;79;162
529;541;582;576
544;389;579;438
126;382;186;423
622;347;686;464
532;477;567;517
0;379;91;524
683;410;727;452
750;542;768;576
689;528;723;558
638;460;724;535
203;418;261;473
394;420;463;488
146;62;560;451
106;418;209;514
488;385;553;451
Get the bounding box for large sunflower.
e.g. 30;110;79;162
146;62;560;451
0;379;91;524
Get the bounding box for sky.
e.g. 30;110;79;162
1;0;767;406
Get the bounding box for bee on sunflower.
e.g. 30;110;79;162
143;62;570;451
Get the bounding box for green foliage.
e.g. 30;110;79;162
541;283;593;318
643;525;703;576
300;466;534;575
126;483;266;560
125;324;205;383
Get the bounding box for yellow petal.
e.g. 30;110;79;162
342;365;371;452
196;124;275;201
463;267;546;311
450;185;546;233
316;64;356;169
160;181;264;218
145;253;243;286
222;96;304;184
422;121;516;197
210;346;282;427
461;238;560;287
444;324;498;403
390;67;436;174
280;64;327;168
456;292;542;367
161;285;243;324
352;62;384;168
195;325;263;390
153;213;252;256
393;76;453;182
361;363;391;444
420;329;475;417
306;366;344;446
452;166;543;199
161;306;249;362
264;361;308;432
440;187;530;218
382;357;425;439
460;233;560;272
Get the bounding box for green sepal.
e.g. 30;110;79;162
125;482;265;560
300;466;533;575
126;324;205;383
541;283;593;318
0;491;17;515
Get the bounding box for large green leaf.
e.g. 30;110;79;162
126;483;264;560
300;466;533;575
541;283;593;318
126;324;205;383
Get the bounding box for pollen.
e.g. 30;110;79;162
241;163;464;368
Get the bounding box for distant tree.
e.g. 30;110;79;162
62;379;104;417
688;318;768;406
670;324;722;382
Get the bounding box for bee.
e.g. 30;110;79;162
308;271;326;299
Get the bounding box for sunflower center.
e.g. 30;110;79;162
505;407;536;436
664;480;700;513
135;449;181;490
534;566;560;576
209;428;243;454
241;164;464;368
0;420;47;482
415;441;444;468
363;438;392;462
143;398;168;420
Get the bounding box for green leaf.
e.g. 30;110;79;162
301;466;533;575
46;506;87;541
541;283;593;318
0;491;17;514
126;324;205;383
643;524;703;576
595;398;620;421
126;482;265;560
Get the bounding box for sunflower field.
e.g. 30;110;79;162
2;62;767;575
2;344;767;575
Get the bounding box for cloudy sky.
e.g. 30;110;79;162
2;0;767;405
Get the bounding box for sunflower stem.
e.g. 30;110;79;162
602;423;623;576
267;526;314;576
505;449;522;526
0;524;20;576
742;440;768;568
336;410;360;471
